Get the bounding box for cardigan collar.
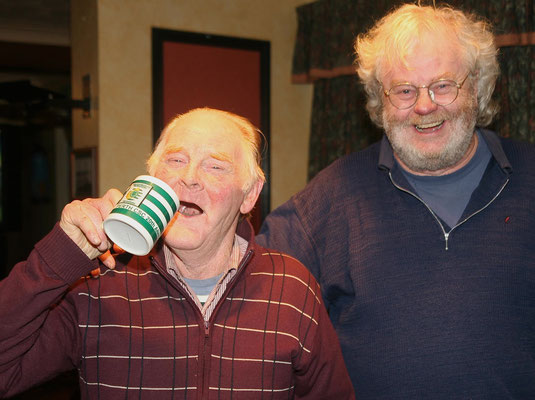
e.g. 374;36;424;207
149;218;257;269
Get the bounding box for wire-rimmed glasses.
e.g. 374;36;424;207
383;74;470;110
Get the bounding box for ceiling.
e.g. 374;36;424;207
0;0;70;46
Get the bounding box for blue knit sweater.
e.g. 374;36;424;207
257;129;535;399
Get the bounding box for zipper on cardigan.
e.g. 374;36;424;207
150;249;256;397
388;171;510;251
205;249;254;325
200;321;212;398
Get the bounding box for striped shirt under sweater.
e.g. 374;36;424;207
0;219;354;399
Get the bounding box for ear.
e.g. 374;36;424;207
240;179;264;215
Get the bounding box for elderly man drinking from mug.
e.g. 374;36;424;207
0;108;354;399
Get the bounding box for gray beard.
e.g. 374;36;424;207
383;102;477;173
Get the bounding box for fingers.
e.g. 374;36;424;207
100;188;124;215
59;200;102;258
107;188;124;203
59;188;123;259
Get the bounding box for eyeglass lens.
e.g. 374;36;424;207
388;80;459;109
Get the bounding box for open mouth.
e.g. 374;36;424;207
415;120;444;133
178;201;203;217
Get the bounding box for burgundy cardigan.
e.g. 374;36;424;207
0;219;354;399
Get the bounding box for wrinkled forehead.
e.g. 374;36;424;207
161;111;249;164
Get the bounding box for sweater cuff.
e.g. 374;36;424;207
34;222;100;284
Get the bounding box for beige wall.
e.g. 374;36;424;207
71;0;313;210
71;0;99;150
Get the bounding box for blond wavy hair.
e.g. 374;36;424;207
354;3;499;127
146;108;265;192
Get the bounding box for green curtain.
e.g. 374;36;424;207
308;77;383;179
450;0;535;142
293;0;535;180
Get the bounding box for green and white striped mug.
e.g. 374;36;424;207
103;175;179;256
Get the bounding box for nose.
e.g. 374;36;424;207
413;87;438;115
178;163;203;191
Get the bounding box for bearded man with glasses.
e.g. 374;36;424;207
257;3;535;399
